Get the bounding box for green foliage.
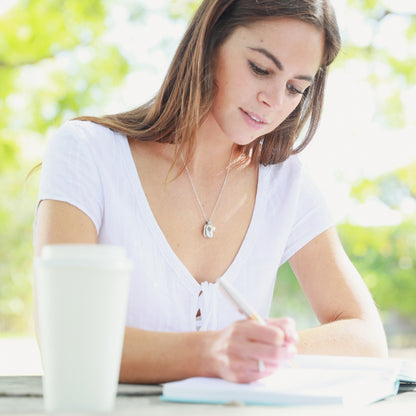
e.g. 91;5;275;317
350;162;416;210
271;262;318;331
380;91;406;129
0;0;130;135
0;137;19;174
0;0;106;67
387;56;416;84
340;2;416;128
0;0;131;334
0;170;38;334
343;161;416;342
338;221;416;323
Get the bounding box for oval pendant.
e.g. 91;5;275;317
203;221;216;239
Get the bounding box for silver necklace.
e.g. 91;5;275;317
182;147;234;239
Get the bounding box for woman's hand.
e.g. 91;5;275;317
208;317;298;383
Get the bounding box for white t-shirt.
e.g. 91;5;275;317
35;120;334;332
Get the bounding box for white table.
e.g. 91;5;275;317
1;376;415;415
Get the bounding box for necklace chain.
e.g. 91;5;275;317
182;146;234;239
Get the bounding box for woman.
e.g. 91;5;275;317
34;0;388;384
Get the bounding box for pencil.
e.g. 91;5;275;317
218;278;266;325
218;277;296;370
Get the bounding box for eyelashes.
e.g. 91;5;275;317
248;60;308;96
248;60;270;76
288;84;307;96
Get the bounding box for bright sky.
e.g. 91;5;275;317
3;0;416;225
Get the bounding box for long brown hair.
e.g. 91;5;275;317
76;0;341;167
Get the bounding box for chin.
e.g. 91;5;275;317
227;130;259;146
233;136;262;147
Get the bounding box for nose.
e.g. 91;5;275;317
257;84;285;110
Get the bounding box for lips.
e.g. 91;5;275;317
240;108;267;130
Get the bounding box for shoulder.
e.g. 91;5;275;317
259;155;304;193
46;119;126;161
52;119;120;145
259;155;328;212
260;154;302;177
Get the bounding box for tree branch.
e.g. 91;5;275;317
376;9;416;22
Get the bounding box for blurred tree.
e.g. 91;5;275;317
273;162;416;345
338;220;415;322
345;161;416;321
350;162;416;209
0;0;134;333
340;0;416;129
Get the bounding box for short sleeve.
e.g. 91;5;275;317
35;121;104;234
280;164;334;264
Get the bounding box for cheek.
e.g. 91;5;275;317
268;100;302;132
284;98;302;119
216;61;252;100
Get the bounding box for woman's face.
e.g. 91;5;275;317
209;17;325;146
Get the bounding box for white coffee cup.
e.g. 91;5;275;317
35;244;131;412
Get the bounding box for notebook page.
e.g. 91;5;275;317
162;365;400;406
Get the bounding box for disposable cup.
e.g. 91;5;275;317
35;244;131;412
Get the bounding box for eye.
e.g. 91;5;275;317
287;83;306;96
248;60;270;77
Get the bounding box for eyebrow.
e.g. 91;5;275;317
248;47;314;82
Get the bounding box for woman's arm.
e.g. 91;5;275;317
120;318;296;384
34;199;297;384
34;200;98;254
289;226;388;357
33;200;98;340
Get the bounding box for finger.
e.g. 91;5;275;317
226;337;297;373
266;317;298;344
224;344;297;383
265;343;298;365
232;320;286;346
226;357;276;383
227;337;285;362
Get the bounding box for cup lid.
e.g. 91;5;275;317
37;244;132;269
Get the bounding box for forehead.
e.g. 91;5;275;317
221;17;325;73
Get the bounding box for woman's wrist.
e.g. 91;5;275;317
194;329;223;378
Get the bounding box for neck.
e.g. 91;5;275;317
183;114;236;177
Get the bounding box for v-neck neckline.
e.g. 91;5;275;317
121;134;267;291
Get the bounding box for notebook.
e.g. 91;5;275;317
161;354;416;406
